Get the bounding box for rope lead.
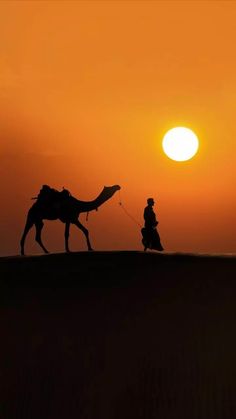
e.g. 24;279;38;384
118;190;142;229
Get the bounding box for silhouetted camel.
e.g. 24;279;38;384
20;185;121;255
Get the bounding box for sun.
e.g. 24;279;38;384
162;127;199;161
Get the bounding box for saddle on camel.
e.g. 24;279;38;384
33;184;71;208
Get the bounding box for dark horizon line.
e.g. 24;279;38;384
0;250;235;261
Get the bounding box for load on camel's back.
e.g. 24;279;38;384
32;184;71;208
20;184;121;255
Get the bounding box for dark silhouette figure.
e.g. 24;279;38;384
20;184;121;255
141;197;164;251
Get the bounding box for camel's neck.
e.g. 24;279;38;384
75;185;120;213
75;199;101;213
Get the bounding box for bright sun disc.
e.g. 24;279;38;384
162;127;199;161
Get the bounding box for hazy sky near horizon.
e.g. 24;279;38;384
0;0;235;255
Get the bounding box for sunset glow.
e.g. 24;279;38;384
0;0;235;255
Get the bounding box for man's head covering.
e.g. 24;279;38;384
147;198;154;205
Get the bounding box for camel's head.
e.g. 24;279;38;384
101;185;121;202
113;184;121;191
104;185;121;192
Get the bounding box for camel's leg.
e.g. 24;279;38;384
35;221;49;254
20;219;34;256
73;220;93;251
65;222;71;253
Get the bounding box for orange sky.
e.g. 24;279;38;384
0;0;235;255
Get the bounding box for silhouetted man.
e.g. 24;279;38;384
141;197;164;251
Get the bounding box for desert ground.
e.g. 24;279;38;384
0;251;236;418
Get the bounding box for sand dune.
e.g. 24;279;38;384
0;251;236;418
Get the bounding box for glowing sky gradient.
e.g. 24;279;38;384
0;0;235;255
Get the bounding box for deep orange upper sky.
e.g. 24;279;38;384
0;0;235;255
